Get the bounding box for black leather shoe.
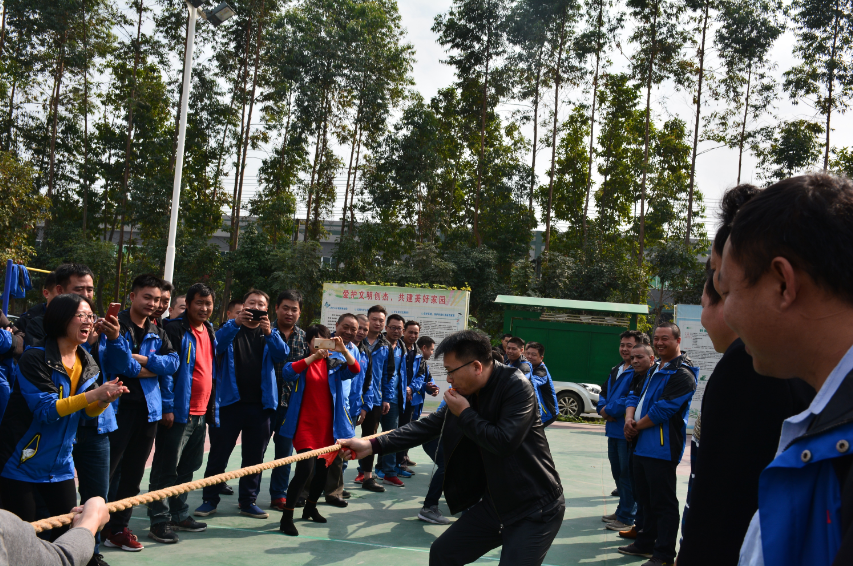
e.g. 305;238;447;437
362;477;385;492
295;496;306;507
341;490;351;499
220;483;234;496
325;496;348;508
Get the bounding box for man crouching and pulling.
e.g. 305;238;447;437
339;330;565;566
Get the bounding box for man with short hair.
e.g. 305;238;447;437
147;283;216;544
21;264;95;346
354;305;389;493
620;322;698;566
268;290;308;511
500;333;513;361
152;281;174;326
195;289;288;519
378;313;407;486
340;330;565;566
525;342;558;427
598;330;648;531
167;295;186;321
710;174;853;566
504;337;531;378
224;300;243;322
99;274;179;552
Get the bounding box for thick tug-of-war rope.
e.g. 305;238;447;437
29;434;380;533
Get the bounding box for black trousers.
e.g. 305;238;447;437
286;449;328;506
0;477;77;541
106;401;158;531
396;393;414;464
429;496;565;566
358;405;382;473
633;455;680;561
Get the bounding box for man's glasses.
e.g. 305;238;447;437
74;314;97;322
446;359;475;375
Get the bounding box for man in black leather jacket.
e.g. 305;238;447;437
340;330;565;566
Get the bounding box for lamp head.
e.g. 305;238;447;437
204;2;235;26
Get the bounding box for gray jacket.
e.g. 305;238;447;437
0;510;94;566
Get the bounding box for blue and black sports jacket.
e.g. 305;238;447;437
597;363;636;439
161;315;218;424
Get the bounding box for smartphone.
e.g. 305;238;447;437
246;308;267;321
106;303;121;319
314;338;336;350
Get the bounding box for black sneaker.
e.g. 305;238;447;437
87;554;110;566
295;496;306;507
341;490;351;499
220;483;234;496
618;544;653;558
172;517;207;532
611;488;619;496
362;477;385;492
641;559;670;566
148;522;179;544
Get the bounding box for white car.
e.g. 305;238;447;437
554;382;601;418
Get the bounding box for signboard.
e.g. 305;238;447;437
320;283;471;397
675;304;724;432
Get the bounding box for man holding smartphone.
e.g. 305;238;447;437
195;289;289;520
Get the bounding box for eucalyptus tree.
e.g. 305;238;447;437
706;0;783;183
756;119;824;181
784;0;853;169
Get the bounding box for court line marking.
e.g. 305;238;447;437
130;517;561;566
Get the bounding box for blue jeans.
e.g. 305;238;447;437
379;402;400;477
269;405;294;500
608;437;636;524
73;426;110;553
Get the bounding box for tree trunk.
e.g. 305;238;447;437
544;10;568;253
341;99;362;235
638;3;659;267
114;0;144;302
233;0;265;251
583;0;605;245
736;65;752;184
474;10;493;247
228;12;255;250
349;127;364;234
303;112;325;242
685;0;709;246
47;32;68;201
0;3;6;55
82;0;89;238
5;78;15;152
823;2;840;171
530;44;544;212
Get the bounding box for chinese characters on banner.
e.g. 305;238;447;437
321;283;471;403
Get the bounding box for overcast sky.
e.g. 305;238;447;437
237;0;852;235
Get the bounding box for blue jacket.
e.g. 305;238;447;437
0;340;101;483
78;338;117;434
348;343;372;418
161;315;218;424
380;338;406;408
100;310;179;422
751;369;853;566
360;335;388;410
0;329;13;422
506;357;533;380
530;362;558;425
628;354;698;462
214;319;289;424
410;354;433;416
278;353;360;441
597;363;635;439
402;346;428;404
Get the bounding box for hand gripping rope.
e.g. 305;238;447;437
29;433;383;533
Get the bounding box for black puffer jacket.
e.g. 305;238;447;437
375;362;563;525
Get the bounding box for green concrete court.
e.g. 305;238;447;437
101;421;690;566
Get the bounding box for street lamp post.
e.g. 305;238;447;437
164;1;234;284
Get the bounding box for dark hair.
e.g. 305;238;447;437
435;330;494;367
655;321;681;340
714;184;761;255
404;320;420;330
226;299;243;312
243;288;270;304
620;329;649;345
356;313;369;322
186;283;214;305
276;290;302;308
386;313;405;326
160;280;175;295
336;313;358;325
417;336;436;349
492;350;504;363
306;323;331;344
704;259;721;305
633;343;655;357
501;333;513;340
729;174;853;304
367;305;387;317
507;336;525;348
54;263;94;290
173;294;186;304
43;271;57;291
525;341;545;356
131;274;163;293
44;294;94;340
